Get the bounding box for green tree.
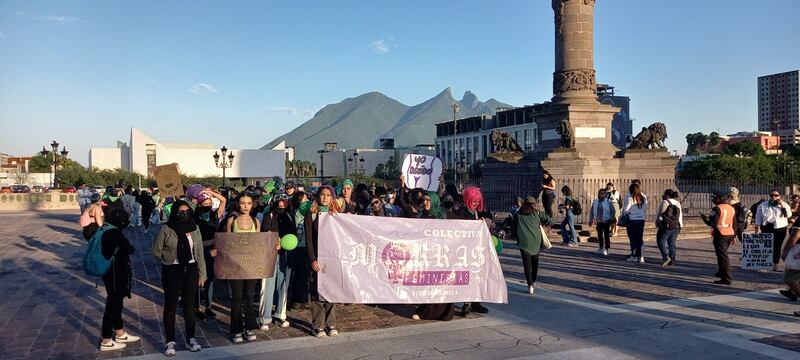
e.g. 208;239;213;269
373;156;401;180
680;154;775;183
685;132;709;155
724;140;765;157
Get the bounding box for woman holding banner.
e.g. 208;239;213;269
512;196;554;294
263;193;297;328
451;186;492;316
220;193;262;343
152;200;206;355
305;186;342;338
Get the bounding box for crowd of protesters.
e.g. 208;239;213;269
77;170;800;355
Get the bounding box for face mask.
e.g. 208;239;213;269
769;199;779;206
107;195;119;202
442;200;454;209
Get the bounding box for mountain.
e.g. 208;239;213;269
262;88;511;161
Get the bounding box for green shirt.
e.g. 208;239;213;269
514;210;553;256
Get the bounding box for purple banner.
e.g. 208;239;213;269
317;213;508;304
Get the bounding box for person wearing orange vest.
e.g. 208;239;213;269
701;192;736;285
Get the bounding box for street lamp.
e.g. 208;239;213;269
348;151;365;175
213;146;235;187
40;140;68;188
451;102;460;185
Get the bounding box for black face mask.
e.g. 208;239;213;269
442;200;454;209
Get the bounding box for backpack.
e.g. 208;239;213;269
82;224;118;277
736;205;752;229
658;203;681;230
569;198;582;216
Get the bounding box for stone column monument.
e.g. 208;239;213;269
532;0;676;221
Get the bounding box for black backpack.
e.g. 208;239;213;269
736;205;752;229
569;198;582;216
658;203;681;230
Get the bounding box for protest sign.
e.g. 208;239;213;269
741;232;773;270
214;232;278;279
317;213;508;304
402;154;442;191
154;163;184;197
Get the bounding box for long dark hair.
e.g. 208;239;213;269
518;201;537;216
233;193;255;216
561;185;572;196
629;184;644;208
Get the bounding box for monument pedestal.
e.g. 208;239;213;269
481;157;539;211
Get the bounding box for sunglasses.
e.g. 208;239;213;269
275;194;289;201
770;194;781;197
371;200;381;205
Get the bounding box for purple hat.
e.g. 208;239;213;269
186;184;204;201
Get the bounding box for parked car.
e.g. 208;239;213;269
63;186;77;193
11;185;31;193
0;186;12;194
31;185;44;193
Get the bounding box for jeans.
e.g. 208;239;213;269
596;222;612;249
656;228;680;261
309;269;336;331
230;279;258;335
130;203;141;226
273;251;293;321
257;262;278;325
162;263;198;343
519;250;539;286
561;209;577;244
627;220;645;257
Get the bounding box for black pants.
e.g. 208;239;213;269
519;250;540;286
162;263;199;343
309;270;336;331
542;191;555;219
596;222;612;249
713;235;735;282
101;274;125;339
142;207;154;229
230;279;258;335
289;247;309;305
762;225;788;265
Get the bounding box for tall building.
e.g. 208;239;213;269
596;84;633;148
758;70;800;133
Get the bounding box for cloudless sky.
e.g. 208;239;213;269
1;0;799;165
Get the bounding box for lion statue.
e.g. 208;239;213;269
556;119;575;148
628;122;668;149
490;130;523;153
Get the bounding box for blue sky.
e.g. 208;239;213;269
1;0;799;165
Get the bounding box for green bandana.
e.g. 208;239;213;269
299;201;311;216
106;195;119;202
319;205;330;213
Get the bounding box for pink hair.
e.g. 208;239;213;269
463;186;484;212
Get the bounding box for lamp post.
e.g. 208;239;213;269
451;102;460;185
40;140;68;189
348;151;365;175
213;146;235;187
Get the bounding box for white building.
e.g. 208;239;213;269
90;127;285;183
316;144;436;178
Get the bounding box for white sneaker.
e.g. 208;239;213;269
602;249;608;256
99;340;126;351
245;330;257;341
595;248;604;255
327;329;338;337
232;333;244;343
661;258;671;267
528;285;535;294
259;323;270;331
275;319;290;328
115;332;140;343
314;329;327;338
639;257;645;264
164;341;176;356
186;338;201;352
411;314;420;320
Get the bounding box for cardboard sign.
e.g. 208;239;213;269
402;154;442;191
741;232;773;270
154;163;184;197
213;232;278;279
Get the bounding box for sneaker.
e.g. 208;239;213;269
661;258;671;267
245;330;257;341
205;308;216;318
99;340;126;351
314;329;327;338
115;332;140;343
259;323;270;331
595;248;604;255
638;257;645;264
327;328;338;337
411;314;420;320
164;341;176;356
713;279;732;285
780;289;799;301
528;285;535;294
602;249;608;256
567;243;578;247
626;256;637;262
195;310;207;320
471;303;489;314
232;333;244;343
275;319;290;328
185;338;201;352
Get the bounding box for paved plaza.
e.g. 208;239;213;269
1;210;799;360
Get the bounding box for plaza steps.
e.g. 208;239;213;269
546;220;713;243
